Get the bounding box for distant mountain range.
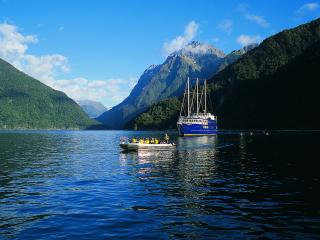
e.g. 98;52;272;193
77;100;107;118
97;41;256;128
131;18;320;130
0;58;97;129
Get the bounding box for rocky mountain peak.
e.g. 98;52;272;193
169;41;226;59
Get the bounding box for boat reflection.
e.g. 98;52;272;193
119;135;220;188
119;135;218;163
176;135;218;152
119;149;175;165
174;135;218;186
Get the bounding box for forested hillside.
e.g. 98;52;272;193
0;58;97;129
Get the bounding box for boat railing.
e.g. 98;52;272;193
178;114;215;122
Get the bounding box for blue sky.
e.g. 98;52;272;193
0;0;319;108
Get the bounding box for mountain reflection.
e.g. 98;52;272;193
1;131;320;239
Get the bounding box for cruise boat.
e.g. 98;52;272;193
177;78;217;136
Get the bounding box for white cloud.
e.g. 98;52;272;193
0;23;69;85
163;21;199;56
0;23;38;61
237;34;261;46
217;19;233;35
296;2;319;15
237;4;270;28
0;22;137;107
22;54;69;84
212;37;220;43
36;23;44;28
50;77;137;108
237;3;248;12
245;14;269;27
181;42;218;55
58;26;65;31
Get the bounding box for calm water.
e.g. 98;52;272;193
0;130;320;239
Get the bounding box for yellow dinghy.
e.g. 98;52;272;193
119;137;175;151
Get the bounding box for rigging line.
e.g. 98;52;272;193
179;83;187;117
198;84;205;112
196;78;198;114
189;82;197;114
207;88;214;113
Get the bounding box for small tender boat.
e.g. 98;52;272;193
119;141;176;151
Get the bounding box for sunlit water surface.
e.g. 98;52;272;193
0;130;319;239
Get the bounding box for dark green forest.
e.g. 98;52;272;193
126;97;181;130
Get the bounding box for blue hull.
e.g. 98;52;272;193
177;120;218;136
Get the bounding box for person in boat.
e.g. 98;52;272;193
155;138;159;144
131;137;137;143
145;138;150;144
139;138;144;144
150;138;154;144
164;132;170;143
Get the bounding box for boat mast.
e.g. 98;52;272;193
187;77;190;117
204;80;207;113
196;78;199;115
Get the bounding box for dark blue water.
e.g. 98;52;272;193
0;130;320;239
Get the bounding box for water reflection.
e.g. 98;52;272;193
1;131;320;239
119;149;175;164
119;136;220;204
176;135;218;152
119;136;218;177
175;136;218;185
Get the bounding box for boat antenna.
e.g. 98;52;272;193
187;77;190;117
196;77;199;115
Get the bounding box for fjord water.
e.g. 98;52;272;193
0;131;319;239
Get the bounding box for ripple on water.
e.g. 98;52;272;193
0;131;320;239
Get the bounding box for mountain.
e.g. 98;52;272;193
97;41;252;129
217;43;258;72
210;18;320;129
127;97;181;130
0;58;98;129
77;100;107;118
130;18;320;130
